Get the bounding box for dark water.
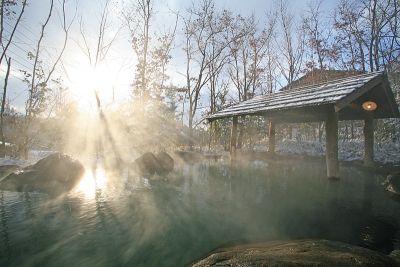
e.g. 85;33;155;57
1;159;400;267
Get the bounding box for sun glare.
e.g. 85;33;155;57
68;59;117;111
76;168;108;199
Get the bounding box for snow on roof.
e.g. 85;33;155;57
207;71;387;120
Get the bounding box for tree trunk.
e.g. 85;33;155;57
288;124;292;139
269;119;276;156
0;57;11;158
230;116;238;162
318;122;324;142
189;115;194;150
237;117;244;149
312;123;316;141
208;121;213;151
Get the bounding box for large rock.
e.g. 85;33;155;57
0;153;85;194
156;151;174;172
131;152;164;175
131;152;174;176
0;165;21;181
189;239;400;267
382;171;400;196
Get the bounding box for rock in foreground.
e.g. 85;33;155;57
189;239;400;267
0;153;85;194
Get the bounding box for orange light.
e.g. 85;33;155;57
362;101;377;111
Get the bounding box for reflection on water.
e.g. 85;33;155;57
0;159;400;266
76;168;108;199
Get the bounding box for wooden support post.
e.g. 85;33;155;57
364;112;374;168
325;107;340;179
269;119;276;156
230;116;238;161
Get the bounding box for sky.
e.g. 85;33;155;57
0;0;337;116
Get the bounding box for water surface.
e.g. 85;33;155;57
1;159;399;266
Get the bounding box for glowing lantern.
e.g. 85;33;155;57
362;101;377;111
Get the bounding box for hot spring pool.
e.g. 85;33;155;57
1;159;399;266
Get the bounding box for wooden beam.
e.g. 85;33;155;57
364;111;374;168
269;119;276;155
230;116;238;161
334;75;382;112
326;106;340;178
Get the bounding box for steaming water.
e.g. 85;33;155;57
1;158;400;266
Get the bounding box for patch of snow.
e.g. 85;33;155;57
0;157;34;167
254;140;400;164
0;139;399;168
0;150;57;167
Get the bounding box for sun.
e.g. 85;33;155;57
67;58;118;111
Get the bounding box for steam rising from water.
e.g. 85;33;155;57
1;160;400;266
59;100;185;168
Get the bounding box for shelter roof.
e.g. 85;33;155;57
280;69;364;91
207;71;399;123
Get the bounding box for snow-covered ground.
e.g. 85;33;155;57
272;140;400;164
0;150;56;167
0;140;399;167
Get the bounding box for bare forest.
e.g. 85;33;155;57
0;0;399;160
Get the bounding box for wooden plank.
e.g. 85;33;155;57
364;111;374;167
326;106;340;178
334;75;382;112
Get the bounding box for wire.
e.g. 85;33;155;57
0;68;25;83
2;51;34;70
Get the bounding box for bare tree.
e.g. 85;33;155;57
226;12;277;148
334;0;400;72
0;0;27;63
121;0;180;151
181;0;239;149
121;0;152;103
76;0;121;102
122;0;177;101
0;0;27;156
19;0;74;158
302;0;335;72
74;0;125;165
228;13;277;102
0;57;11;156
275;0;305;88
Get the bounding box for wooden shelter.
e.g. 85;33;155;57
207;71;400;178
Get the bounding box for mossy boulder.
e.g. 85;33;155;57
189;239;400;267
